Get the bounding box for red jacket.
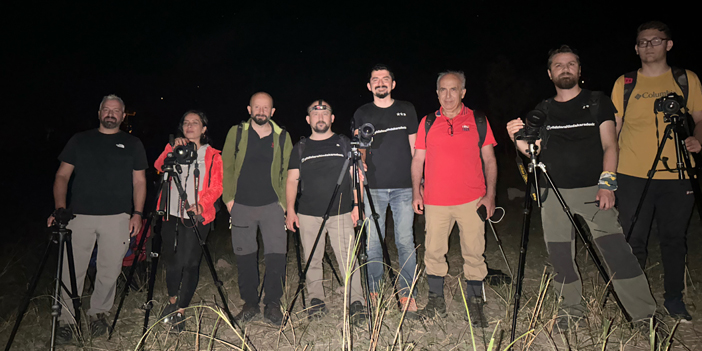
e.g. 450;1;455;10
155;144;223;225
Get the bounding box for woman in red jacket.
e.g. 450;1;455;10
154;110;223;332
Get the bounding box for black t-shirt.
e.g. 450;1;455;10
539;90;616;188
353;100;418;188
59;129;148;215
235;127;279;206
289;134;353;216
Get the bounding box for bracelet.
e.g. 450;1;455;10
132;211;144;217
353;203;359;207
598;171;618;191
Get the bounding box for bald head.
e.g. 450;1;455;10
248;92;275;126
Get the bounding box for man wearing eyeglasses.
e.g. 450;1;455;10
411;71;497;327
611;21;702;322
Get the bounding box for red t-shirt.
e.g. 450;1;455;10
415;105;497;206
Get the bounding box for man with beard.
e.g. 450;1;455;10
47;94;148;343
506;46;656;332
222;92;293;325
352;64;419;315
286;100;366;322
611;21;702;322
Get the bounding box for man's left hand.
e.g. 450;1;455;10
188;204;204;215
684;136;701;153
596;189;615;210
129;215;143;237
476;195;495;219
351;206;360;225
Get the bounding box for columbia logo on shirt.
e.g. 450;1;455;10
116;144;125;149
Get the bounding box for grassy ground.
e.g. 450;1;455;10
2;164;701;350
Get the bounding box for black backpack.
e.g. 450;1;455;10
424;109;488;149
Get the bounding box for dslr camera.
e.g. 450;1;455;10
164;142;198;167
352;122;375;148
654;92;684;116
514;110;547;143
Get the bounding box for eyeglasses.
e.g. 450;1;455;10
637;37;668;48
447;120;454;136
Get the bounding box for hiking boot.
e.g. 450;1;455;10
89;313;110;338
349;300;367;325
169;312;185;334
234;303;260;323
308;298;327;320
55;323;74;345
485;268;511;286
160;302;178;324
419;292;447;319
465;296;488;328
664;297;692;322
264;303;284;326
399;296;418;320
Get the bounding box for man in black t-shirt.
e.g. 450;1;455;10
47;94;148;343
353;64;419;315
286;100;366;321
506;46;656;331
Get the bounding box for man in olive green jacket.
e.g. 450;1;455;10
222;92;293;326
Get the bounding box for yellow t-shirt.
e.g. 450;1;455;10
611;69;702;179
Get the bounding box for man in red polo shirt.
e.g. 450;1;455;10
411;71;497;327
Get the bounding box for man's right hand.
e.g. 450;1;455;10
226;200;234;214
412;193;424;214
286;210;300;232
506;119;525;142
47;214;55;227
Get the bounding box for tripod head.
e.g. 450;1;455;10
51;208;75;230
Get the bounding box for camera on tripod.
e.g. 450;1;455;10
654;92;684;116
52;208;75;228
352;122;375;148
164;142;198;166
514;110;547;143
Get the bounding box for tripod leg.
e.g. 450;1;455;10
4;238;53;351
62;232;82;333
143;226;161;336
324;251;342;285
510;172;534;343
109;216;152;339
290;230;307;309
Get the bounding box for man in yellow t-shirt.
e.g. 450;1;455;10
611;21;702;322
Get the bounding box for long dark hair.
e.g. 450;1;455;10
178;110;211;146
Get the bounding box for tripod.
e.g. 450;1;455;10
625;112;702;241
509;143;631;343
5;211;82;351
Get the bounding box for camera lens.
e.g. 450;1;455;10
525;110;546;128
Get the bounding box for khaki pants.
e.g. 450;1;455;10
59;214;130;324
424;199;487;281
298;213;364;304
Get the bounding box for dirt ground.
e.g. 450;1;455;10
1;158;701;350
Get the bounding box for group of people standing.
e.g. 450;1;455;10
47;19;699;345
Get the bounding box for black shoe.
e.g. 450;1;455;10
55;323;74;345
235;303;260;323
89;313;111;338
465;296;488;328
160;302;178;324
419;292;447;319
485;268;511;286
664;297;692;322
349;300;367;325
264;303;283;326
169;312;185;333
308;298;327;320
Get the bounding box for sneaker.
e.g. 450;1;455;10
264;303;283;326
234;303;260;323
169;312;185;333
465;296;488;328
308;298;327;320
419;292;447;319
160;302;178;324
55;323;74;345
89;313;111;338
485;268;511;286
399;296;418;320
664;298;692;322
349;300;367;325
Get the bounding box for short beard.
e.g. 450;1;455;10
313;123;329;134
554;75;577;90
374;91;390;99
252;114;269;126
100;118;120;129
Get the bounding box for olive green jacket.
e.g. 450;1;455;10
222;119;293;209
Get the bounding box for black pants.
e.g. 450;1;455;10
617;173;694;301
161;217;210;308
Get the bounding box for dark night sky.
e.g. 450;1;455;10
5;1;701;225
